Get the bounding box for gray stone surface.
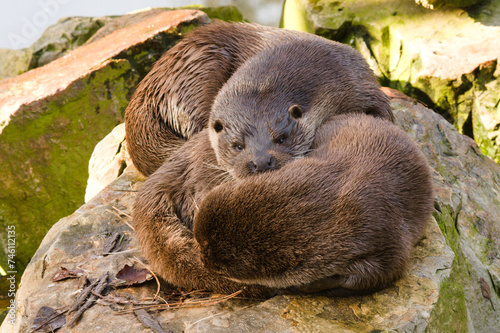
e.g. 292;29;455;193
27;16;115;70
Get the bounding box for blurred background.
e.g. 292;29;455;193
0;0;284;49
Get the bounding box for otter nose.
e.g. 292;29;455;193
249;154;276;173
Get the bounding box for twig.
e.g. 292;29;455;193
184;305;252;331
115;290;243;314
68;277;99;313
67;272;109;326
133;256;161;300
106;209;135;231
112;205;133;219
103;231;121;255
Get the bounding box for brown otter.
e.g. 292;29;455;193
125;21;393;177
133;129;280;296
193;114;434;293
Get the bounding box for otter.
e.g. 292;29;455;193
125;21;393;177
133;129;281;296
193;114;434;293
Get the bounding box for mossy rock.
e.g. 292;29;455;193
4;92;500;332
282;0;500;164
0;10;209;313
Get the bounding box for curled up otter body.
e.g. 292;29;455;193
194;114;434;293
130;22;406;296
134;114;433;296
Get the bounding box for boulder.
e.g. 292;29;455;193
0;49;31;81
27;16;115;70
282;0;500;164
0;6;243;81
3;91;499;332
85;123;130;203
0;9;210;289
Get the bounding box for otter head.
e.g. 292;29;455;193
209;103;312;179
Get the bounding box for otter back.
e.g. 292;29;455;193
125;21;393;176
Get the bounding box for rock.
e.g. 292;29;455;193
0;49;31;81
415;0;485;9
85;123;131;203
87;6;243;46
282;0;500;164
84;9;168;45
0;6;244;81
0;9;210;288
3;91;500;331
27;16;115;70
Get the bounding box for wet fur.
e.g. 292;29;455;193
125;21;393;177
194;114;433;293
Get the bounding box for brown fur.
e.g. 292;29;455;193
131;22;401;296
125;21;393;177
133;130;279;296
208;38;394;179
193;114;434;293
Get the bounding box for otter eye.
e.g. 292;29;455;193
233;143;244;151
288;104;303;119
275;135;288;145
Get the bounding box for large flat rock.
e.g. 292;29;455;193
5;93;500;332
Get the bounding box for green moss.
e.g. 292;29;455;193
0;59;139;280
197;6;244;22
472;92;500;164
426;256;469;332
428;203;469;331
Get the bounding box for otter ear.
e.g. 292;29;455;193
288;104;303;119
213;120;224;133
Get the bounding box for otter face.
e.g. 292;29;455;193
209;104;312;179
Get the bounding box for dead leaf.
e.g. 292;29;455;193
380;87;415;102
480;278;495;310
32;306;66;332
52;267;84;282
113;264;152;286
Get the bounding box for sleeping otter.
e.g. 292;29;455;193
131;21;401;296
124;20;393;177
193;114;434;293
133;129;280;296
